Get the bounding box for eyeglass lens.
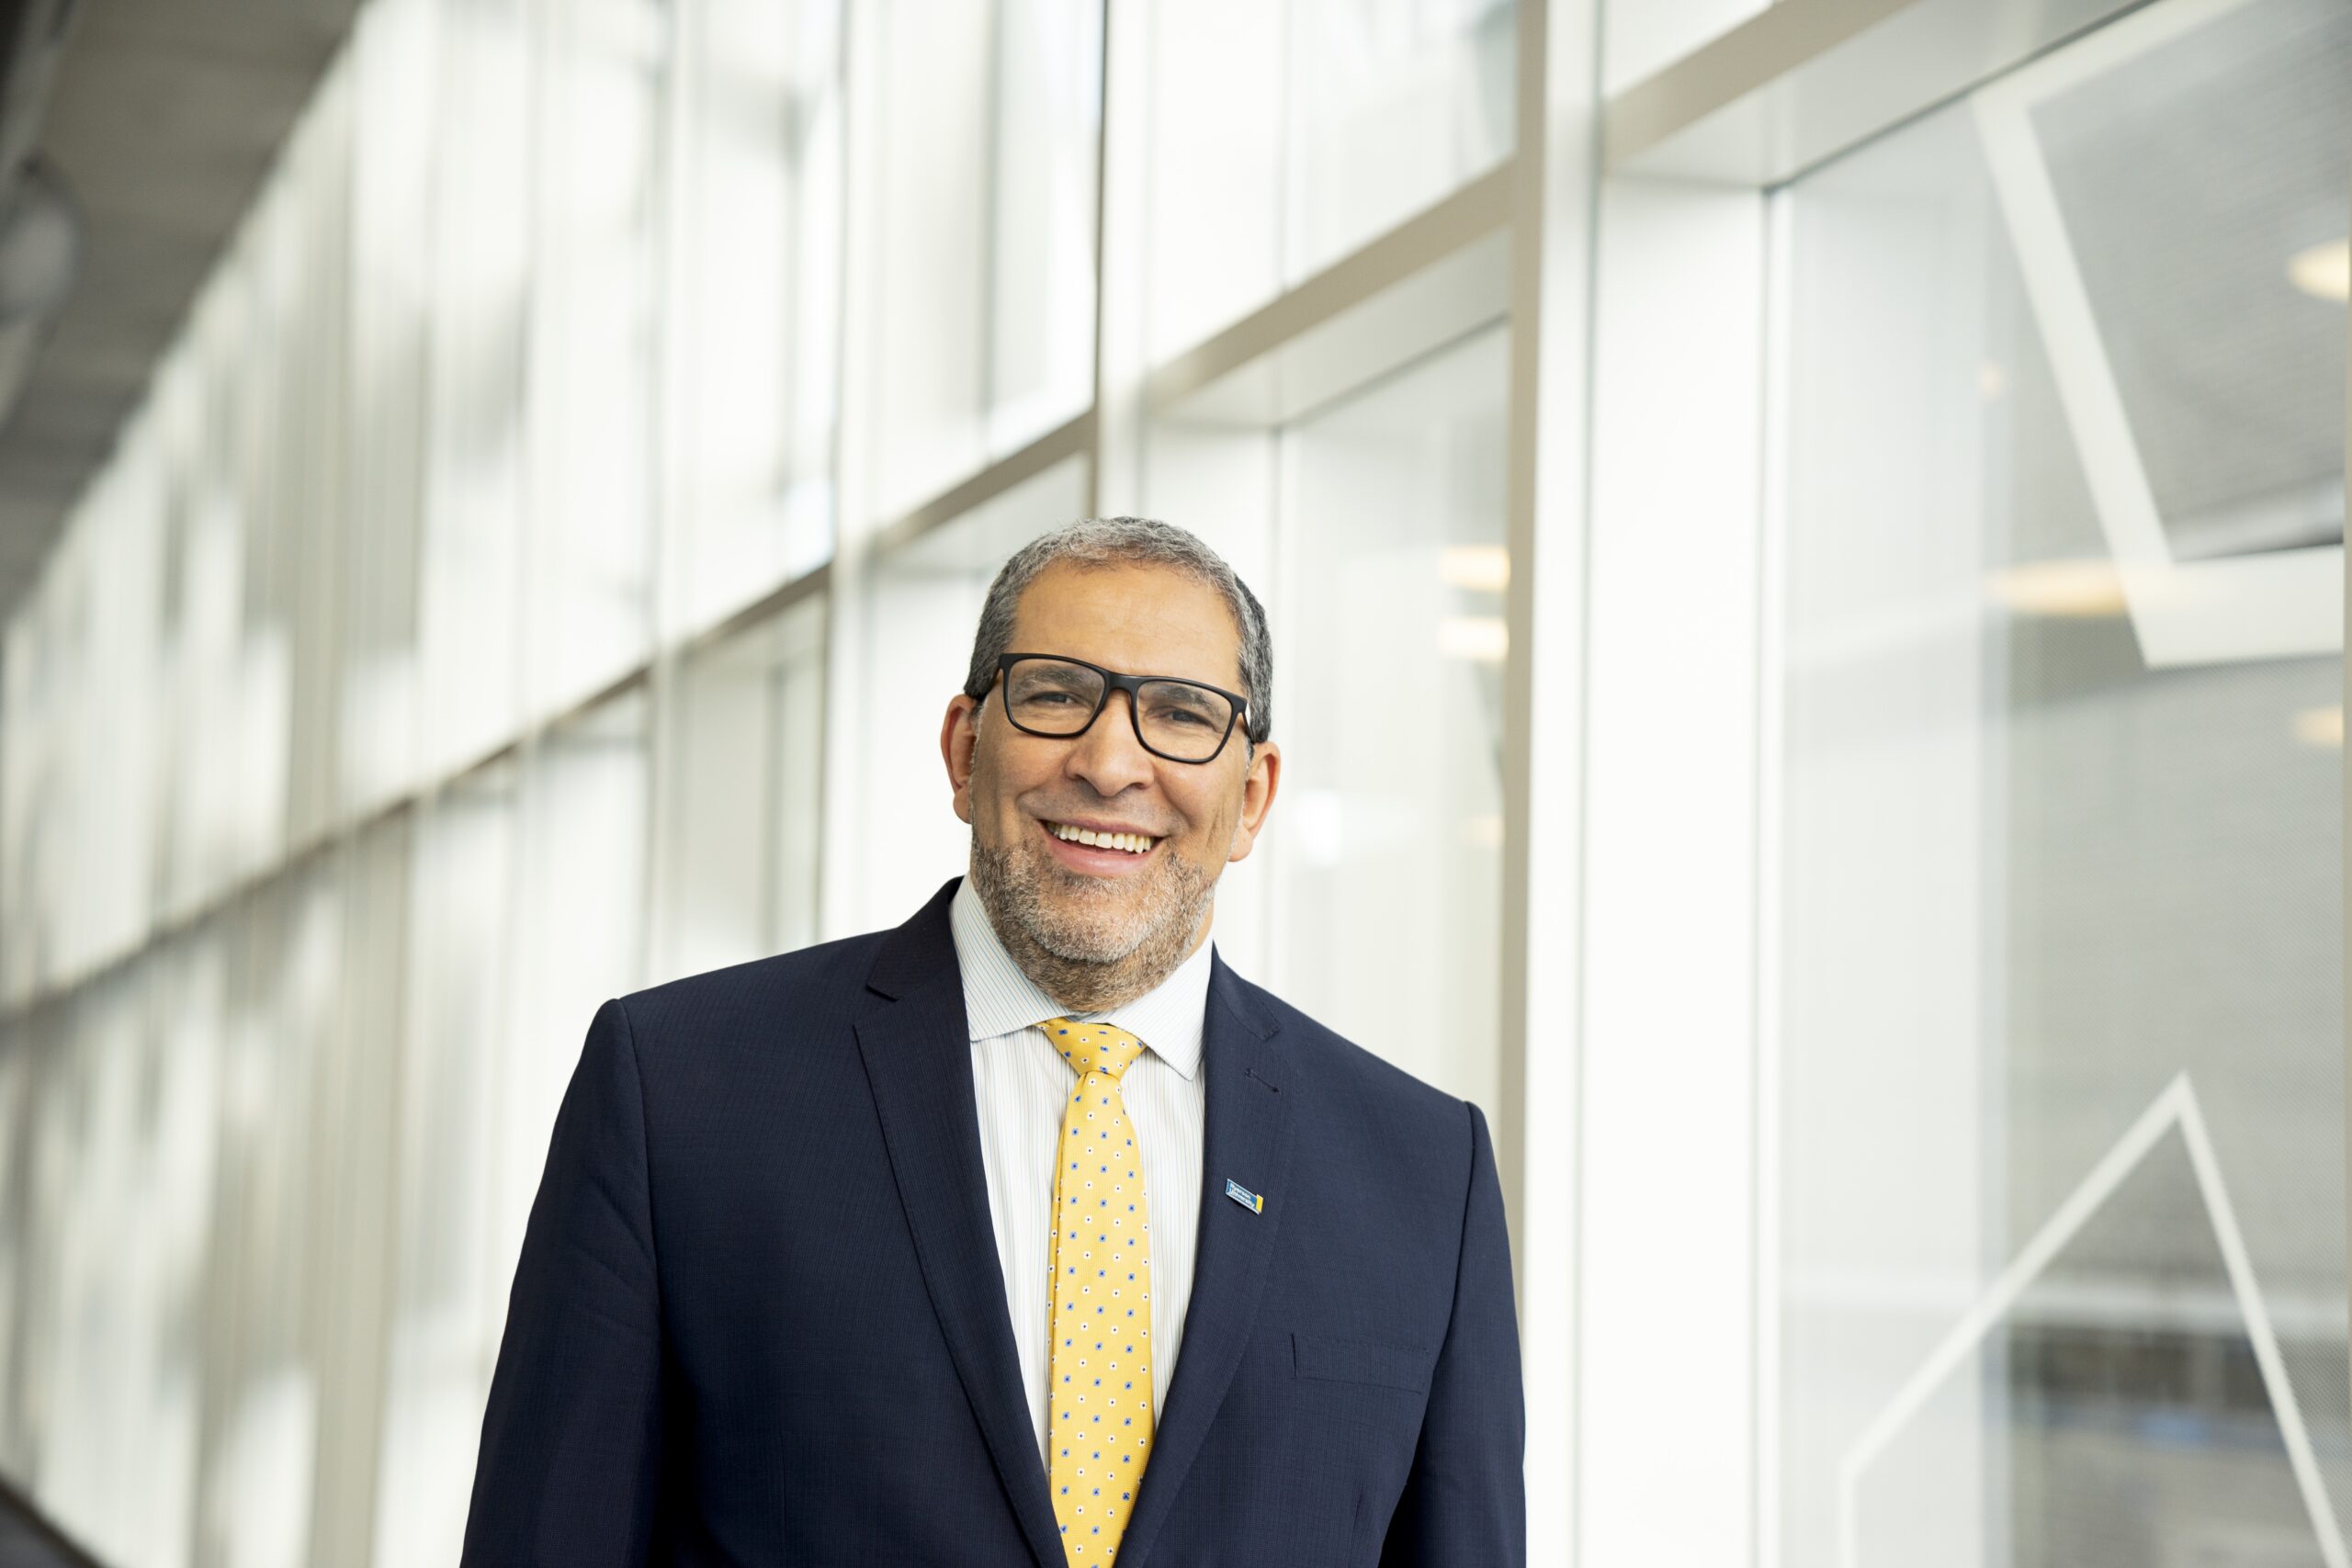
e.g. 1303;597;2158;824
1003;657;1234;761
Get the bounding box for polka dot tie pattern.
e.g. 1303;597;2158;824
1041;1017;1155;1566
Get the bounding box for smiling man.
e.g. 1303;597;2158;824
461;518;1524;1567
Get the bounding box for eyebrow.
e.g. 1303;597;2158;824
1029;653;1239;694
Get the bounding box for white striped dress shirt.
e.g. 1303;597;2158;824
948;874;1211;1468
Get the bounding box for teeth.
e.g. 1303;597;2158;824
1051;821;1154;854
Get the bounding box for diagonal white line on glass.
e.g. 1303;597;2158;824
1832;1070;2346;1568
1967;0;2343;669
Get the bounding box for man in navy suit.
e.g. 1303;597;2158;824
460;518;1524;1565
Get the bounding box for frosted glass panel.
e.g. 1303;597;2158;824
865;0;1101;523
492;692;650;1320
373;768;518;1568
1775;2;2351;1561
650;596;827;986
665;0;842;634
344;0;434;815
198;872;341;1568
525;0;663;716
419;0;530;776
986;0;1103;452
1268;326;1510;1118
0;2;859;1562
1146;0;1514;357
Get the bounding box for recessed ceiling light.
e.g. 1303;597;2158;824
2288;239;2349;303
2291;705;2342;750
1986;558;2128;618
1440;545;1510;592
1437;615;1508;662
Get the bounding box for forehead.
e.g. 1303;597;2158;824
1008;559;1246;689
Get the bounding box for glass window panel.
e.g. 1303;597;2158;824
492;690;650;1326
1146;0;1514;358
0;1035;37;1486
195;870;342;1568
985;0;1102;452
342;0;437;816
525;0;662;717
226;206;299;887
374;766;517;1568
1285;0;1516;275
1258;325;1510;1118
159;336;255;923
1774;2;2350;1561
650;596;826;986
664;0;842;635
865;0;1101;524
64;436;167;978
0;599;39;1008
419;0;532;777
306;819;412;1568
144;932;229;1568
26;963;213;1567
277;76;354;852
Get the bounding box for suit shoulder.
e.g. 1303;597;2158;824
615;927;890;1040
1223;969;1473;1142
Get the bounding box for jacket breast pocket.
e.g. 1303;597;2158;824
1291;1330;1433;1394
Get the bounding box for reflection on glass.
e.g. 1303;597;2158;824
651;597;827;986
1272;325;1509;1119
374;767;518;1568
666;1;842;633
1777;2;2349;1561
1286;0;1516;274
496;691;651;1313
526;0;663;716
421;0;530;776
1147;0;1515;357
868;0;1101;522
200;869;342;1568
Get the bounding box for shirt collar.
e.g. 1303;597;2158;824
949;874;1211;1081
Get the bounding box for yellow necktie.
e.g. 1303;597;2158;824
1042;1017;1156;1565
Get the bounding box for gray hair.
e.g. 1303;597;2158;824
962;516;1272;753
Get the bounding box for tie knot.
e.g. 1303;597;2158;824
1042;1017;1148;1080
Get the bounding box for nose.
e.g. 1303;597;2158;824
1063;687;1157;797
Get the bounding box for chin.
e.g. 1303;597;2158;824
1023;906;1151;964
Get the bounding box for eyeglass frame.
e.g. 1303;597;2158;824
989;651;1252;764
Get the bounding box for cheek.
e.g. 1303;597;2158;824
1171;784;1238;847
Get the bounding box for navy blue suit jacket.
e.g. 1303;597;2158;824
460;874;1524;1566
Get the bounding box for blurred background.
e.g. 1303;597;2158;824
0;0;2342;1563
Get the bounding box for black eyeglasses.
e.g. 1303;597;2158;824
989;652;1250;764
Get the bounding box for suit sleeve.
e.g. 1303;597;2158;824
461;998;664;1566
1380;1099;1526;1567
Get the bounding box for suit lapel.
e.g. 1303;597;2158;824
1114;950;1295;1568
854;878;1066;1568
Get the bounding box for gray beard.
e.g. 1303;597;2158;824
967;829;1216;1014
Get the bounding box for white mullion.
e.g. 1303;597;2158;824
1504;2;1601;1564
2341;154;2352;1435
1089;0;1150;515
1577;170;1767;1568
1752;182;1794;1568
815;0;891;942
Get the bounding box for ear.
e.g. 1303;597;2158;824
1225;739;1281;864
941;694;981;825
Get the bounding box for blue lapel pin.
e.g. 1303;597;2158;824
1225;1178;1264;1215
